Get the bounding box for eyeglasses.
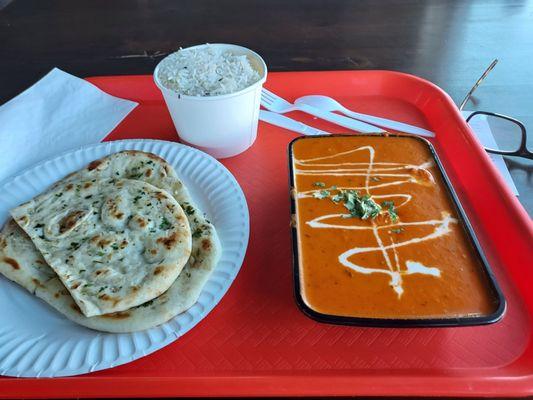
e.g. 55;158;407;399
460;60;532;160
466;111;532;160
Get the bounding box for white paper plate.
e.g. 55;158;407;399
0;139;249;377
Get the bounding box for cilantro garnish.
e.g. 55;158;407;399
313;190;330;199
313;182;326;187
342;191;382;220
192;227;203;238
381;201;399;223
313;186;401;222
159;217;172;230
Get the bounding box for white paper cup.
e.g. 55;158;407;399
154;43;267;159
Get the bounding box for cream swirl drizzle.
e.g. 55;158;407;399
295;145;457;298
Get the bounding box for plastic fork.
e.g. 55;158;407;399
260;88;385;134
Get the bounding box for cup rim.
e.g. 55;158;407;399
153;43;268;101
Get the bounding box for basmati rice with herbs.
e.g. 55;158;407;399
157;46;261;96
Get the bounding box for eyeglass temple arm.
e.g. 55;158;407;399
459;59;499;111
486;148;533;160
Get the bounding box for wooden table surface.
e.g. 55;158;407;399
1;0;532;217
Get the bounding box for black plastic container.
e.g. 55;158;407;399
288;134;506;328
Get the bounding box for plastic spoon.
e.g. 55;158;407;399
294;95;435;138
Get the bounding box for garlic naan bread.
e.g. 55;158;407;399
10;178;192;317
1;218;216;332
0;151;221;332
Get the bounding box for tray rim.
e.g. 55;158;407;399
288;133;506;327
1;70;531;398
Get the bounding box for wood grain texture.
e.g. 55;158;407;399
0;0;531;214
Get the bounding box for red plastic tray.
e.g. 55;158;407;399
1;71;532;398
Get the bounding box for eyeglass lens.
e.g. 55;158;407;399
467;113;523;153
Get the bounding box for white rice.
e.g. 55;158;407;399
157;45;261;96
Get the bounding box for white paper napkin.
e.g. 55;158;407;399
0;68;138;185
461;111;519;196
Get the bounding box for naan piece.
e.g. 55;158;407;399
0;150;221;332
0;220;57;292
0;219;217;332
10;178;192;317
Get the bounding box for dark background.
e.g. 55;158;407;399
1;0;532;213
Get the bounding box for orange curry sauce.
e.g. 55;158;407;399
292;136;498;319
